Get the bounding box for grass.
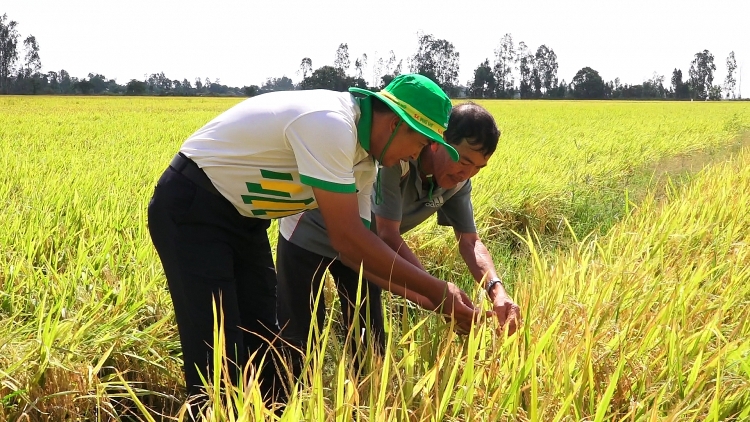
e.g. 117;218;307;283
1;96;749;420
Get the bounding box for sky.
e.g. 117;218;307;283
4;0;749;95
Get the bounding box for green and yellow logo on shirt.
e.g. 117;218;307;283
242;169;316;218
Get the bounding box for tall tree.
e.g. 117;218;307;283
671;68;688;99
15;34;42;94
334;43;350;74
47;70;59;93
469;58;496;98
643;72;665;98
182;78;192;90
531;67;542;98
535;45;558;95
22;35;40;73
493;33;515;97
571;67;605;99
126;79;147;95
724;51;737;99
72;79;94;94
59;69;72;93
0;14;20;94
261;76;294;92
372;53;384;89
88;73;108;93
516;41;534;98
708;84;723;100
380;51;402;89
550;79;567;98
243;85;259;97
379;74;395;89
208;78;227;94
354;53;367;79
107;78;123;94
299;65;355;91
147;72;172;94
385;50;397;75
299;57;312;79
409;32;460;96
688;49;716;100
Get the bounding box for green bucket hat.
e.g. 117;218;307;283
349;74;458;161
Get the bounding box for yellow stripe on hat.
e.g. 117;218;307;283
379;90;446;136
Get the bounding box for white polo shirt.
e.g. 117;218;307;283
180;90;376;222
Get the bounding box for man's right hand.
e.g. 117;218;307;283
315;187;480;330
432;282;483;333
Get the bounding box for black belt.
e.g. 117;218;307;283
169;153;222;197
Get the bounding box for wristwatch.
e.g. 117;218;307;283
486;277;503;294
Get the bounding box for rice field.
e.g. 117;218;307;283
1;96;749;421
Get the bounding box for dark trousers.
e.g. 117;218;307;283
276;235;385;376
147;157;284;401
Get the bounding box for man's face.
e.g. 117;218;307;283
432;139;490;189
381;123;430;168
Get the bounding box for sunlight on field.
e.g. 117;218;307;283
1;96;749;420
450;100;749;234
511;151;750;420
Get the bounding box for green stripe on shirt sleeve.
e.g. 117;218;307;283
300;174;356;193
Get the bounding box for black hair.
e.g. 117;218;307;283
371;96;394;114
370;96;414;132
443;102;500;156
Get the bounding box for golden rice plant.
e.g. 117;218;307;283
1;96;749;420
132;148;750;420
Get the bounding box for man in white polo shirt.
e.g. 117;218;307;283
147;74;483;403
277;102;520;372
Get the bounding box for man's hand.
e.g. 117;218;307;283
491;291;521;336
434;282;483;333
454;231;520;335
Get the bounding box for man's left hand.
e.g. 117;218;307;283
491;294;521;336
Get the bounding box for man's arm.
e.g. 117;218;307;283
374;216;448;312
456;230;498;282
369;163;441;311
456;229;520;335
313;187;480;331
375;215;425;271
364;271;437;310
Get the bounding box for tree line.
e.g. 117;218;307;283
466;34;739;101
0;13;742;100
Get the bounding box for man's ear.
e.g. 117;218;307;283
390;115;401;132
430;142;440;152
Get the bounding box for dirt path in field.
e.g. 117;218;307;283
635;131;750;202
